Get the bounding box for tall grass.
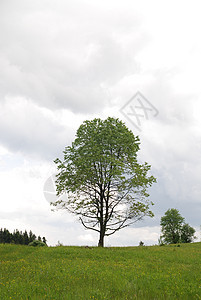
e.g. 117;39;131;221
0;243;200;299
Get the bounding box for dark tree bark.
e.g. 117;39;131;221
98;231;104;247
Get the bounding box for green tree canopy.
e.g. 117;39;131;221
181;223;196;243
53;117;156;247
160;208;196;244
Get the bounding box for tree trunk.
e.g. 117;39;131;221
98;192;105;247
98;230;104;247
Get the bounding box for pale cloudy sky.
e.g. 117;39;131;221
0;0;201;246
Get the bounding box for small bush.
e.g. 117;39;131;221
56;241;63;247
28;240;47;247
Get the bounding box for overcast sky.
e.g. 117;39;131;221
1;0;201;246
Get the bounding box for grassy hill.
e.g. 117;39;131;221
0;242;200;299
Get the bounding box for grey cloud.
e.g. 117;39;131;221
0;99;74;160
0;0;144;113
1;0;200;245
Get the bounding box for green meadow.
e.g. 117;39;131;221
0;243;200;299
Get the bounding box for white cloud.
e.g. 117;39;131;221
0;97;77;159
78;234;95;243
0;0;145;113
105;226;160;247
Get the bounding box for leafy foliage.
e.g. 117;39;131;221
53;117;156;246
181;223;196;243
0;228;47;246
28;240;47;247
160;209;196;244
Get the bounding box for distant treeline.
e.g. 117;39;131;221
0;228;47;245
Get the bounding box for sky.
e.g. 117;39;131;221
0;0;201;246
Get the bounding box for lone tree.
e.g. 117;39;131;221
160;208;196;244
53;117;156;247
181;223;196;243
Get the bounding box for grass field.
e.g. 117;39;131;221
0;242;200;299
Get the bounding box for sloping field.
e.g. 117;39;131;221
0;242;200;299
